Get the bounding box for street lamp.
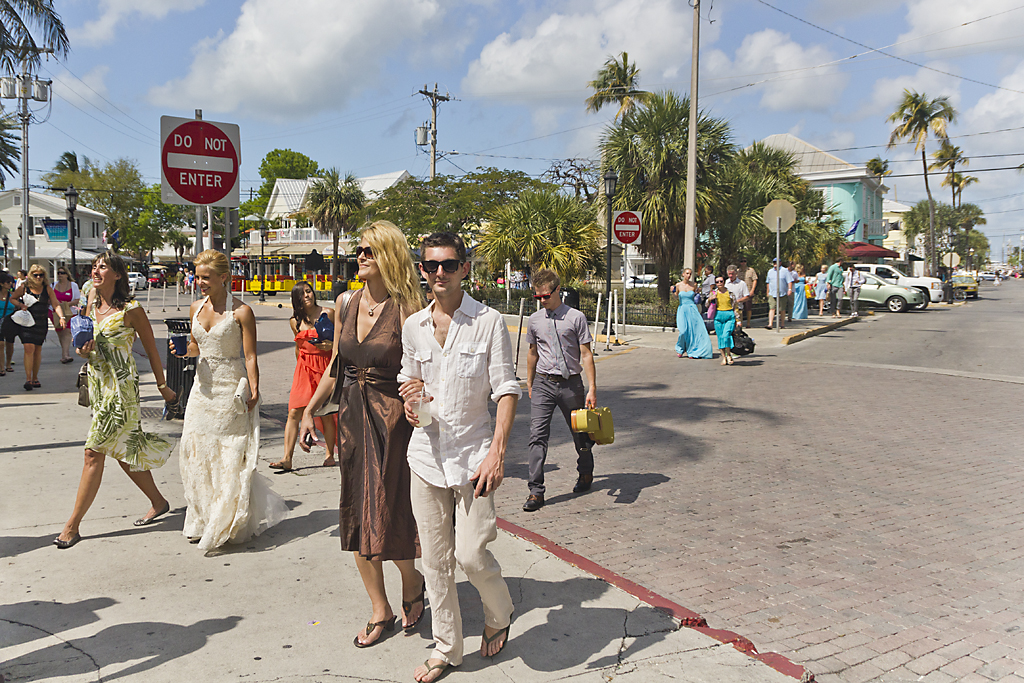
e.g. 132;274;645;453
65;185;78;281
1;234;8;270
259;222;268;302
603;169;617;343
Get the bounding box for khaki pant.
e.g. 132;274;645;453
410;473;513;665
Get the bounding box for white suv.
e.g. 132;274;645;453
126;272;147;291
853;264;941;310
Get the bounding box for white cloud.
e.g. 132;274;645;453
896;0;1024;58
705;29;847;112
962;59;1024;156
51;65;111;111
854;63;961;121
148;0;442;120
71;0;207;47
462;0;708;102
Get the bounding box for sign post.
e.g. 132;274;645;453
611;211;642;349
762;200;796;332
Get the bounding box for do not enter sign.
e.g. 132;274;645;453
613;210;642;244
160;116;240;207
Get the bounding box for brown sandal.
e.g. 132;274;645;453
353;615;396;648
403;578;427;630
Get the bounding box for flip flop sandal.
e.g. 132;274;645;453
31;380;41;387
419;660;454;682
482;623;511;658
54;533;81;549
268;462;292;471
134;501;171;526
353;616;396;648
403;577;427;630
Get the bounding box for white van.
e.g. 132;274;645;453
853;264;942;310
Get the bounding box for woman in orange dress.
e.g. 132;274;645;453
270;281;337;470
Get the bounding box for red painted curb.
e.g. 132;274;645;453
497;517;813;681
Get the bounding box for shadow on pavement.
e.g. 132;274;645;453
1;615;242;682
0;597;117;648
545;472;671;507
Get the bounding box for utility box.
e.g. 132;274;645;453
32;80;50;102
0;77;16;99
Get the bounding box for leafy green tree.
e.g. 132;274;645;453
866;156;891;177
0;0;69;73
585;52;650;121
254;148;321;215
887;90;957;276
477;189;602;282
139;183;191;259
601;91;735;302
304;168;365;279
165;229;192;263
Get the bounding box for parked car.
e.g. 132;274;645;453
853;264;942;310
841;272;925;312
126;272;147;290
952;275;979;298
626;274;657;289
978;271;996;281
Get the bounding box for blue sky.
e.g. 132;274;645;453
18;0;1024;258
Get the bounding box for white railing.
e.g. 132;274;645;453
269;227;329;243
863;219;887;237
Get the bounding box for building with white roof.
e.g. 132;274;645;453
761;134;889;244
0;190;108;274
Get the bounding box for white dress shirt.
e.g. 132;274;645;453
400;293;522;488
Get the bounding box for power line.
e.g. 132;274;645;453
43;65;158;136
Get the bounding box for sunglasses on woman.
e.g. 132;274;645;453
355;246;374;259
420;259;462;274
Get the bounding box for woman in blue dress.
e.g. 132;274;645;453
791;264;808;320
670;268;713;359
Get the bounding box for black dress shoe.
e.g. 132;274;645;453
573;474;594;493
523;494;544;512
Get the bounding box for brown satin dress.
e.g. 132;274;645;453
332;290;418;561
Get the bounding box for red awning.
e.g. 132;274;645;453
841;241;900;259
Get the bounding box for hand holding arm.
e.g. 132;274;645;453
125;305;177;404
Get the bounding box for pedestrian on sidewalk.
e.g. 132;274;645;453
524;268;598;512
725;265;751;329
826;258;845;318
738;258;758;326
270;281;337;471
670;269;713;359
765;259;792;330
700;265;715;313
8;264;66;390
52;267;80;364
844;264;866;317
815;265;828;316
0;272;17;376
54;251;177;550
398;232;519;681
791;264;808;320
712;276;737;365
299;221;427;647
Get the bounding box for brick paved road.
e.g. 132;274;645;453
487;281;1024;683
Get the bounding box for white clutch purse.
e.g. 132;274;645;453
233;377;251;413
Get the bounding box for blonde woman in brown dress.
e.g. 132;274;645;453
300;220;426;648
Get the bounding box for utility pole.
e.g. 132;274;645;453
682;0;700;272
19;57;30;271
418;84;450;180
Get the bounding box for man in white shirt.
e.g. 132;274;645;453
399;232;520;682
724;265;751;329
843;264;867;317
765;259;793;330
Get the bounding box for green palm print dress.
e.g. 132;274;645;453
85;299;171;471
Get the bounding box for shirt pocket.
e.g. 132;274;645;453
457;341;487;378
414;351;434;383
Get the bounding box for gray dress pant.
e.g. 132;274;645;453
528;374;594;496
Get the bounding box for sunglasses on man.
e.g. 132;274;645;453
533;288;558;301
420;259;463;274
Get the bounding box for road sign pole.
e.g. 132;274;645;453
776;216;781;332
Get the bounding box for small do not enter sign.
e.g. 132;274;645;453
613;211;642;244
160;116;240;207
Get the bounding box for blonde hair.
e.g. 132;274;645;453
360;220;424;315
795;264;805;276
27;264;50;290
195;249;231;277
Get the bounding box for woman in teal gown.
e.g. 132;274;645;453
671;269;713;359
791;265;808;320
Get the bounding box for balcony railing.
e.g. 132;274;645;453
863;219;888;237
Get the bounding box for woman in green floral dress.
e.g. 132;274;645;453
55;252;178;549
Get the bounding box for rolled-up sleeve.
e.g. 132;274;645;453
487;314;521;403
397;317;420;384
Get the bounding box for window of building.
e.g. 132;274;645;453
13;195;20;205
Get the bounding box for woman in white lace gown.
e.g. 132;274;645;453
174;250;287;551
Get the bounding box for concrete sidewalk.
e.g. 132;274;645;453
0;309;801;683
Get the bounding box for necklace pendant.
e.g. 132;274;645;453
368;310;374;317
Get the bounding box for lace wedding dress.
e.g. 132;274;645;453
179;298;288;551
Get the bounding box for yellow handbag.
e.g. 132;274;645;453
571;407;615;445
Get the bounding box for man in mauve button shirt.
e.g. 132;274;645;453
523;268;597;512
398;232;519;681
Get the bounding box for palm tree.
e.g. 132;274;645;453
930;141;968;207
585;52;651;120
477;189;602;282
165;229;192;263
305;168;365;280
866;156;891;177
951;173;978;208
0;1;69;73
0;115;19;188
601;91;735;302
887;90;957;276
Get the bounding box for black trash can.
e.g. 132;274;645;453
164;319;195;419
562;286;580;311
942;281;954;303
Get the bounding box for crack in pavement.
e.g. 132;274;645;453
0;617;101;681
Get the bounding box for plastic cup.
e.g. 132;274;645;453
170;334;188;356
409;391;432;427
